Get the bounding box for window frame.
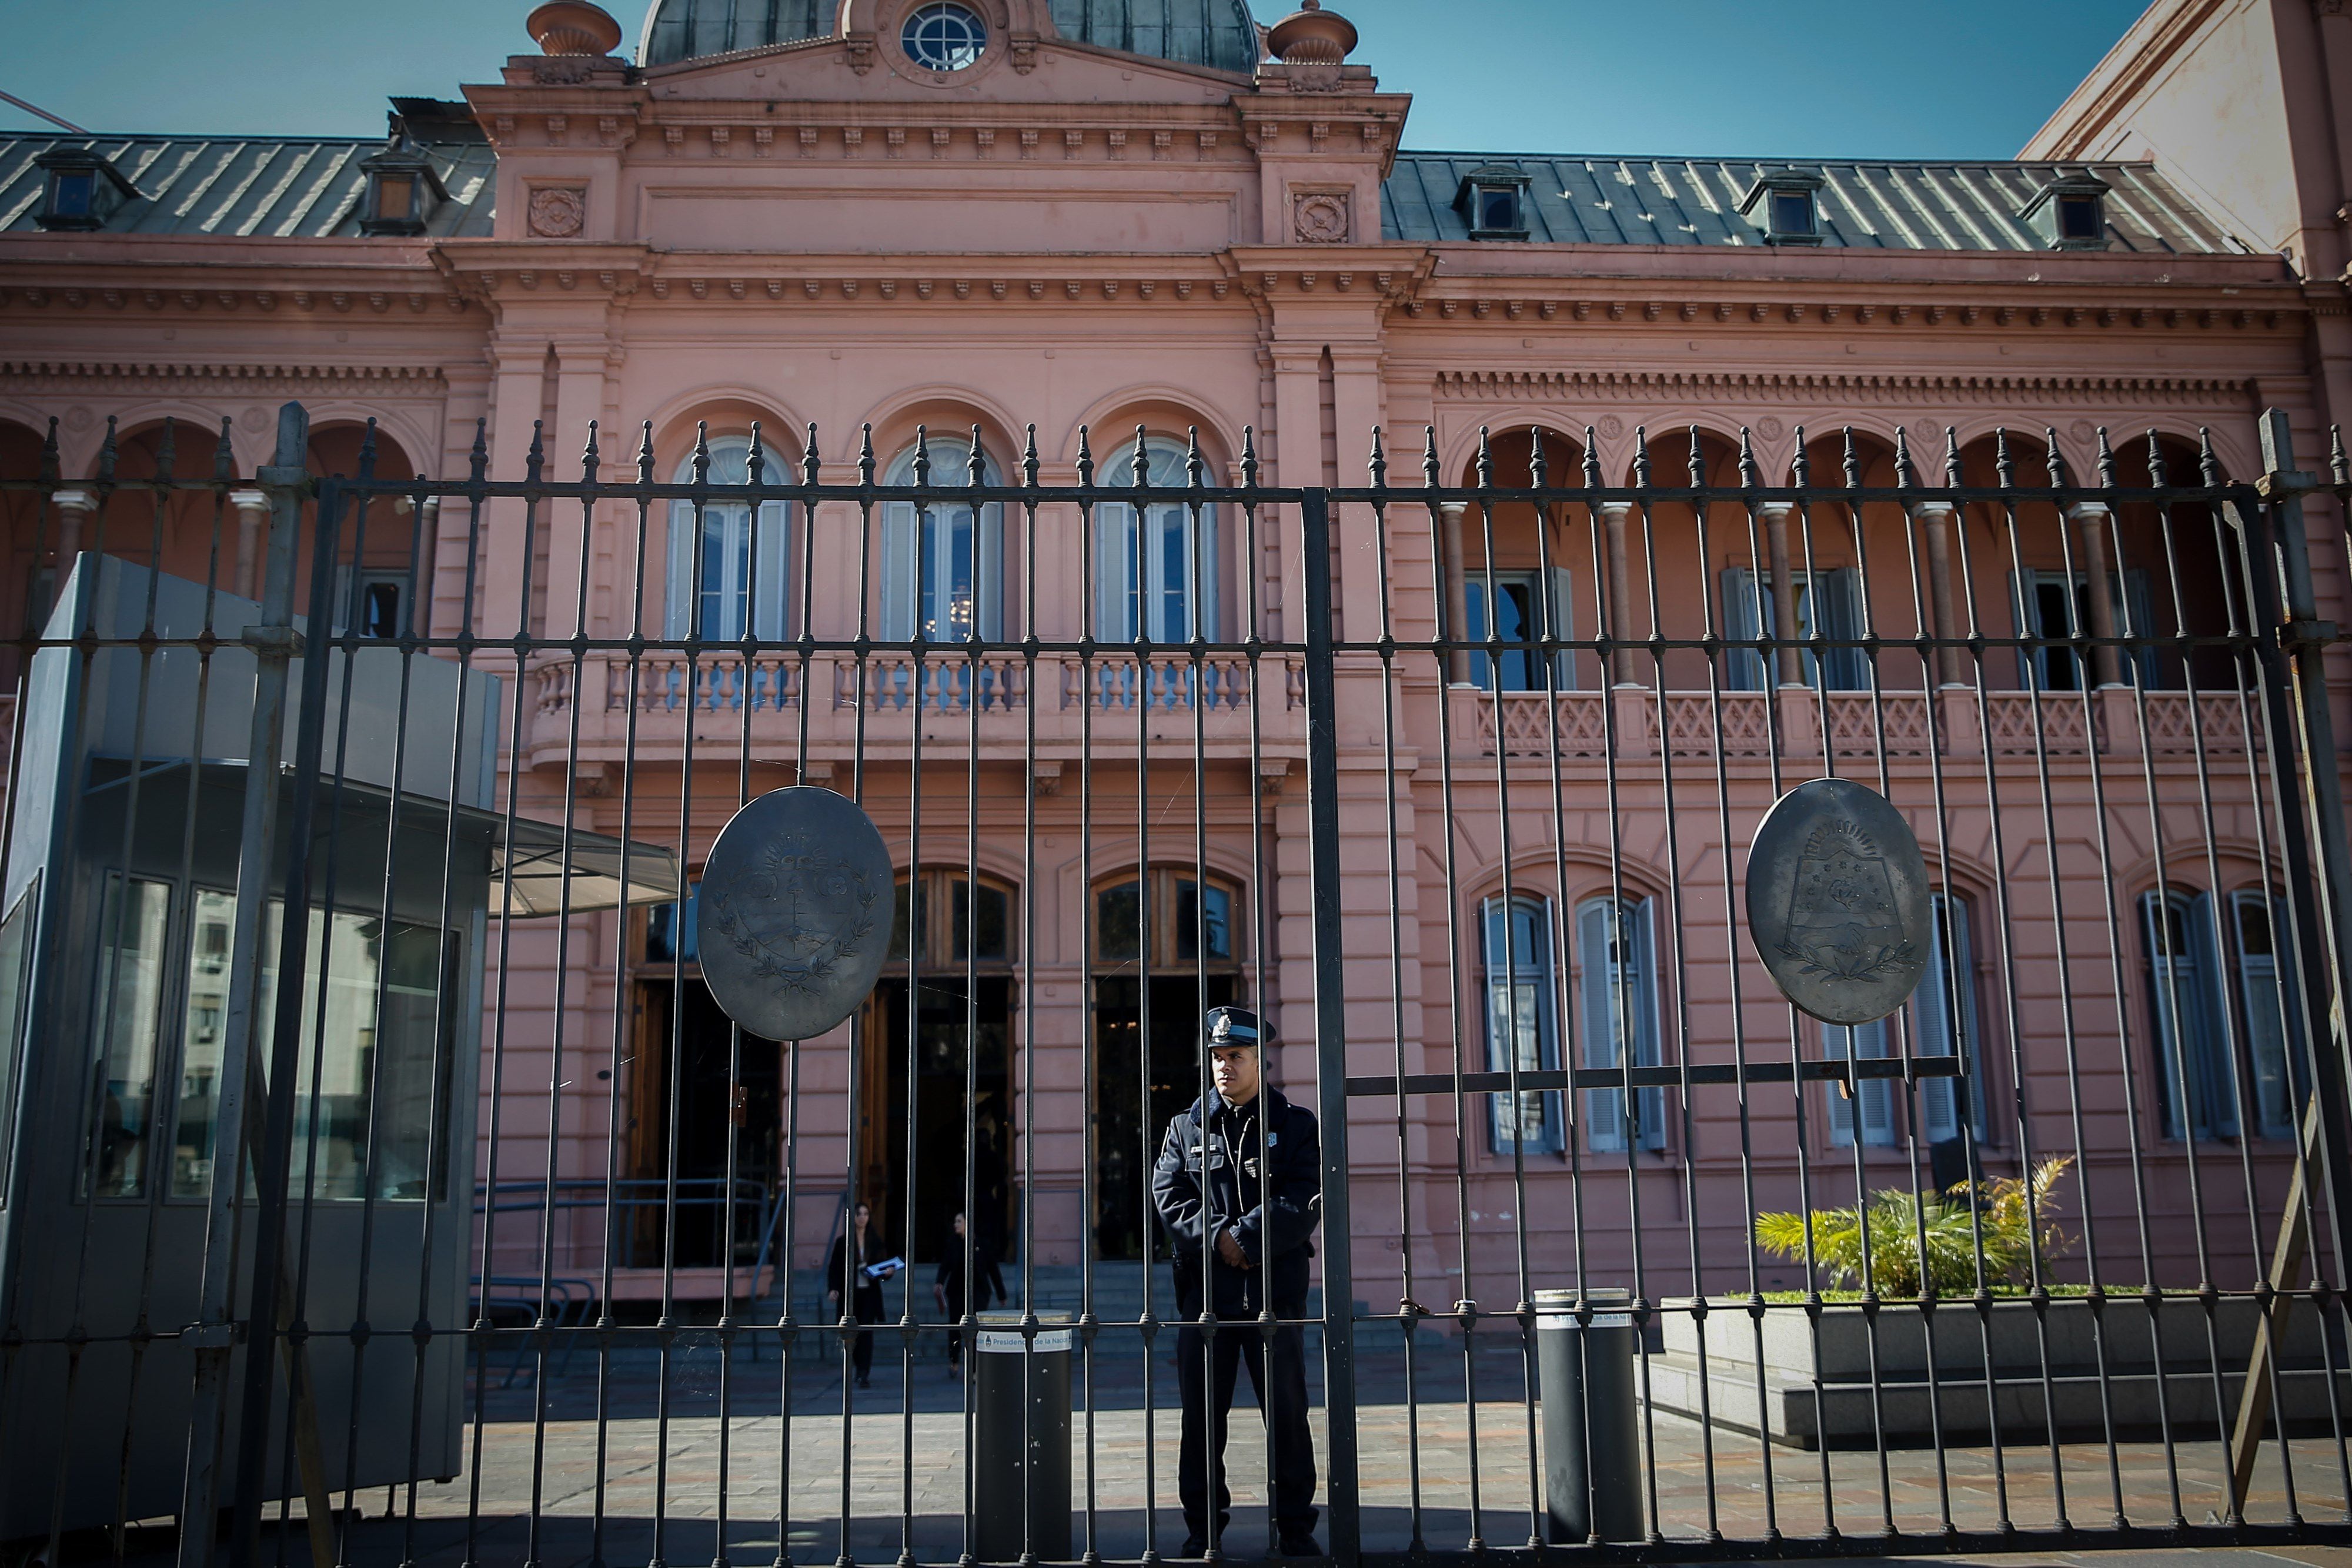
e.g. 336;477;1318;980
1481;893;1566;1157
1576;894;1663;1155
901;1;988;70
2226;886;2298;1141
2012;566;2156;692
891;868;1021;972
1913;891;1990;1145
1094;437;1220;645
1464;567;1575;693
2140;887;2235;1141
1721;564;1865;691
666;436;792;643
881;439;1004;643
1092;867;1244;974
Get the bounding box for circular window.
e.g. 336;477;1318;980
902;2;986;71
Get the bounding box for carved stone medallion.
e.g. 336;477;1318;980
696;787;892;1041
1293;190;1351;244
1744;777;1932;1027
527;186;587;238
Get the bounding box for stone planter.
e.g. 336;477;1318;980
1640;1294;2350;1449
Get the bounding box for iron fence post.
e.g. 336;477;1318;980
1299;486;1361;1564
173;403;310;1568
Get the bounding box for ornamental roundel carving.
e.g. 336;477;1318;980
527;185;587;238
1292;190;1351;245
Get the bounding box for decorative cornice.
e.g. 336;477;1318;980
0;285;466;315
0;360;450;397
1432;369;2249;407
1402;294;2289;332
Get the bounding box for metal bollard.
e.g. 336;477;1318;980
1534;1287;1643;1544
973;1310;1074;1562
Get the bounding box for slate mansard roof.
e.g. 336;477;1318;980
1382;152;2246;255
0;126;2243;257
0;133;496;239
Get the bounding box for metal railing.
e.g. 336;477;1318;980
2;406;2351;1566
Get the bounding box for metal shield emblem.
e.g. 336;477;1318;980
1744;777;1932;1027
696;787;893;1041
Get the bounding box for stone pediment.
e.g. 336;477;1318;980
640;29;1252;110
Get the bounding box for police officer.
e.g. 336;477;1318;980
1151;1005;1321;1559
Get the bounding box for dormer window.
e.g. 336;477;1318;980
33;149;135;232
1740;169;1826;246
357;137;445;237
1454;164;1532;240
2020;172;2110;250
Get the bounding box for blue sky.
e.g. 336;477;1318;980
0;1;2150;158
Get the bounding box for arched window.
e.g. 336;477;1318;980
1481;894;1563;1155
1093;867;1241;968
2141;888;2232;1139
882;437;1003;642
1575;895;1662;1152
1912;892;1986;1144
665;436;790;641
889;868;1017;968
1094;438;1217;643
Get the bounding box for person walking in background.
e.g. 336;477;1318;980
936;1209;971;1376
1151;1006;1322;1559
827;1199;897;1390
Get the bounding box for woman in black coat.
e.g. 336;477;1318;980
826;1200;895;1388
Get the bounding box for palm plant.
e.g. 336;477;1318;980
1753;1156;2075;1298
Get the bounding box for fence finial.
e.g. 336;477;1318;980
528;419;546;484
1840;426;1861;490
2327;426;2345;486
1943;427;1963;489
804;423;821;487
357;418;378;481
1790;427;1810;488
214;417;235;484
1581;427;1600;490
155;417;177;483
1131;424;1151;489
637;421;656;484
857;424;876;487
1993;428;2014;489
1735;427;1757;491
1240;426;1258;489
912;425;930;488
582;420;600;484
1528;426;1548;490
1685;425;1705;489
2043;429;2068;490
968;424;985;490
2095;426;2118;490
1367;424;1385;490
469;417;489;484
1892;425;1915;490
1475;426;1493;490
97;416;117;486
1632;426;1651;491
1023;424;1040;488
746;422;766;488
1421;425;1438;490
39;417;58;485
1188;426;1206;490
1075;425;1095;487
2143;428;2167;489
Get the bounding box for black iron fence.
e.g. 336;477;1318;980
3;402;2352;1565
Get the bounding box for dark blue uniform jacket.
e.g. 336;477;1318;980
1151;1086;1321;1318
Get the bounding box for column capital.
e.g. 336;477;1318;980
1912;499;1958;519
1436;500;1469;520
227;487;268;511
1595;499;1637;519
51;487;99;514
2064;500;2114;521
1753;500;1797;520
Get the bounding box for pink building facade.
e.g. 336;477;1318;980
2;0;2348;1315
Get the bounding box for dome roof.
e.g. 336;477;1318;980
1047;0;1260;73
640;0;833;66
639;0;1263;72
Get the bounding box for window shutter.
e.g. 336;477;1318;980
1629;898;1665;1149
2142;891;2196;1138
2123;568;2157;688
2189;891;2236;1138
1856;1018;1895;1144
1197;503;1221;643
753;500;790;642
1823;1022;1856;1147
1579;898;1625;1154
1916;895;1960;1143
1094;503;1133;641
1722;567;1765;691
666;499;696;638
1820;569;1866;690
880;500;917;642
2007;571;2035;691
1546;565;1576;691
977;501;1004;641
2233;891;2294;1139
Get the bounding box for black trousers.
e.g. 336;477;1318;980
1175;1321;1318;1538
847;1285;884;1380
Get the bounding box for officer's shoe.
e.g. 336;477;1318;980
1178;1535;1208;1559
1277;1532;1322;1559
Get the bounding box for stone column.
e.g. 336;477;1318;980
1437;500;1470;683
228;487;268;599
1915;500;1966;687
2066;501;2124;687
1756;500;1803;686
1598;500;1639;685
51;487;97;575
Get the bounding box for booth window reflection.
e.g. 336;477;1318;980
166;893;460;1203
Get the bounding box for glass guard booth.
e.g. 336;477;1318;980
0;556;676;1539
